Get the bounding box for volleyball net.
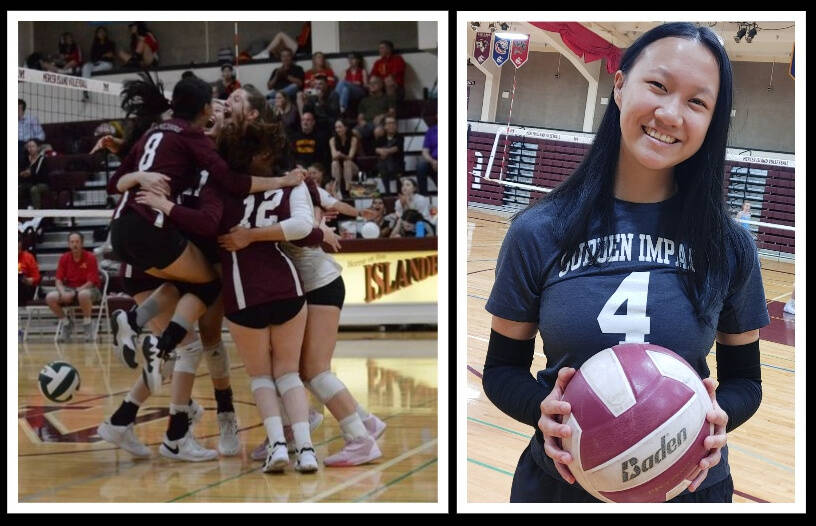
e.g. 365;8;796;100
467;121;797;264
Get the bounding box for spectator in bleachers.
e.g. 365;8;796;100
290;111;330;170
335;52;368;116
213;63;242;100
416;113;438;195
272;91;300;135
390;209;435;238
251;22;312;60
118;22;159;68
355;76;396;147
329;119;360;197
41;32;83;76
303;52;337;92
18;99;45;172
394;176;431;221
181;70;197;80
369;197;397;238
299;75;340;135
736;201;752;230
18;233;41;306
374;116;404;194
45;232;102;342
19;139;54;210
81;26;116;79
265;48;304;102
370;40;406;101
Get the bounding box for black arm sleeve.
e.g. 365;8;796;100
714;340;762;433
482;329;549;428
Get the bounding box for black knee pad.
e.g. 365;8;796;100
176;279;221;307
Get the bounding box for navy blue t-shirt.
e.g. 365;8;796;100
485;192;769;494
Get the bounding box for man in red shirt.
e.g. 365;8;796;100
18;234;41;306
45;232;102;341
369;40;406;100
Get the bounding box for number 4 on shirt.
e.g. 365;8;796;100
597;272;651;344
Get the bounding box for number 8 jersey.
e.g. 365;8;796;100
485;194;769;389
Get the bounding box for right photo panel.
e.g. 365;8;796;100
463;14;800;507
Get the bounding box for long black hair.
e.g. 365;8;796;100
119;72;169;157
520;22;753;323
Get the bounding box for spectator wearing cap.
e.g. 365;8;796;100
18;234;41;306
18;99;45;173
266;48;304;102
334;52;368;116
214;64;242;100
416;114;438;195
369;40;406;101
45;232;102;342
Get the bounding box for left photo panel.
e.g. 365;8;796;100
11;11;446;511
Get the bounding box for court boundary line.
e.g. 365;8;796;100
305;438;438;502
353;457;438;502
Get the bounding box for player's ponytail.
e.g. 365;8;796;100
119;72;169;157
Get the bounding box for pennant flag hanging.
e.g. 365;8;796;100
474;32;491;64
493;35;511;67
510;36;530;68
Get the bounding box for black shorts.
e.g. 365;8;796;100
190;235;219;264
110;209;187;271
305;276;345;309
509;443;734;503
123;274;165;296
225;296;306;329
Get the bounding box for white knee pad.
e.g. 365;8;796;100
275;372;303;396
250;375;276;394
204;341;230;379
173;340;204;374
307;370;346;404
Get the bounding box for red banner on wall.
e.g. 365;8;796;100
474;32;491;64
510;36;530;68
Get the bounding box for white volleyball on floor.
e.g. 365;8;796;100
38;361;81;403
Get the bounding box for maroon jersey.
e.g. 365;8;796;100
111;118;251;228
219;183;314;314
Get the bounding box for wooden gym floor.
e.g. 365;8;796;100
466;208;796;503
17;332;437;503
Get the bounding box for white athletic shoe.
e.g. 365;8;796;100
784;299;795;315
262;441;289;473
295;446;319;473
324;435;382;467
57;319;73;342
141;335;164;393
97;420;151;458
252;409;324;460
363;414;387;439
111;309;139;369
159;431;218;462
217;411;240;456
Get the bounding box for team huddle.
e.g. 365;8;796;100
95;73;385;472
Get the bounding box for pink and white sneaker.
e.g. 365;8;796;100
363;414;386;439
324;435;382;467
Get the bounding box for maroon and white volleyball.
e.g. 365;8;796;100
560;343;713;502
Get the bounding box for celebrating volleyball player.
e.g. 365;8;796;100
219;159;387;466
482;23;769;502
98;97;241;460
107;76;305;395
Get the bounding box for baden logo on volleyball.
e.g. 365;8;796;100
38;361;81;403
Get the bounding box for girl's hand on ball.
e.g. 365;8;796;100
687;377;728;492
538;366;577;484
